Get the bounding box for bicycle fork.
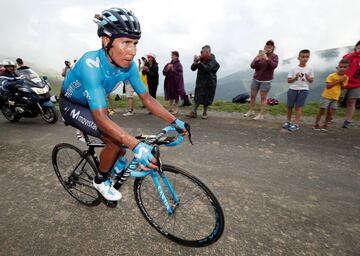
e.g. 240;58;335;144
150;171;180;215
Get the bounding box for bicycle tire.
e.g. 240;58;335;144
52;143;100;206
134;164;225;247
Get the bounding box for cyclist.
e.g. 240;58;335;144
59;8;188;201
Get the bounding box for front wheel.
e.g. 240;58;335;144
134;164;225;247
41;107;58;123
52;143;100;206
1;106;20;122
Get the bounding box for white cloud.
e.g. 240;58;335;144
0;0;359;89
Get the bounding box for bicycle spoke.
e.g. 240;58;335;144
135;165;224;246
179;192;208;208
53;144;100;206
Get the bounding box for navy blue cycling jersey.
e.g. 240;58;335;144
61;48;146;110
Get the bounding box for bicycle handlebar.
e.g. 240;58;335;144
136;123;193;148
158;126;183;147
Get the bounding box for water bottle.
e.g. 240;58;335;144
113;157;134;190
111;156;127;177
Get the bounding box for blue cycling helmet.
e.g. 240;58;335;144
94;8;141;39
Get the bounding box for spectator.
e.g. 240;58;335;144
163;51;185;115
123;80;135;116
142;53;159;99
138;56;149;92
186;45;220;119
313;59;349;131
341;40;360;128
244;40;279;120
282;49;314;132
61;59;72;78
106;94;116;115
16;58;30;70
0;64;4;75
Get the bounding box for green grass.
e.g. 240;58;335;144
110;94;359;120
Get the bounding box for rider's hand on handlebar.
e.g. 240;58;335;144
133;142;158;170
170;118;188;137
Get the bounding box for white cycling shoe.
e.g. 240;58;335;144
93;179;122;201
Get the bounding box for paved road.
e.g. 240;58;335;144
0;111;359;256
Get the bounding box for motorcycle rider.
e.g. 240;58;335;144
0;59;19;97
59;8;188;201
16;58;30;70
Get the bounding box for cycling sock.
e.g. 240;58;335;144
95;171;109;184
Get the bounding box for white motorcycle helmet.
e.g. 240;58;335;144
2;59;16;67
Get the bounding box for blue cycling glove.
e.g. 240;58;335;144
171;118;186;133
133;142;155;167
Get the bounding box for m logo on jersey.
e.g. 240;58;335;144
86;57;100;68
70;109;80;119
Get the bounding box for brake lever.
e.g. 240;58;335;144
151;145;162;169
185;123;193;145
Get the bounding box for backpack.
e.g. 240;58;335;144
267;98;279;106
232;93;250;103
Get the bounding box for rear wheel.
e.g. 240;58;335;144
41;107;58;123
1;106;20;122
134;164;225;247
52;143;100;206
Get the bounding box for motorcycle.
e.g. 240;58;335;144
0;68;58;123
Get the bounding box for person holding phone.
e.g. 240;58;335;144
244;40;279;120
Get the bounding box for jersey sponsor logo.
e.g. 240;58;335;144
134;147;149;160
86;57;100;68
70;109;80;119
83;90;91;100
69;108;97;130
64;80;81;98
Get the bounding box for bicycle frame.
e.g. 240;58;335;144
84;141;180;215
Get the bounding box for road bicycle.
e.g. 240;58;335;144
52;126;225;247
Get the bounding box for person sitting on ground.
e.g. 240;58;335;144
282;49;314;132
16;58;30;70
313;59;349;131
123;80;135;116
59;7;188;201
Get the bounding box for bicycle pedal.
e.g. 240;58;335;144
98;193;118;208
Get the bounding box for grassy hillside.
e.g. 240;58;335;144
109;95;360;120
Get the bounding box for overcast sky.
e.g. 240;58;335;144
1;0;359;85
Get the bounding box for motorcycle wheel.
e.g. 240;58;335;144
40;107;58;124
1;106;20;122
